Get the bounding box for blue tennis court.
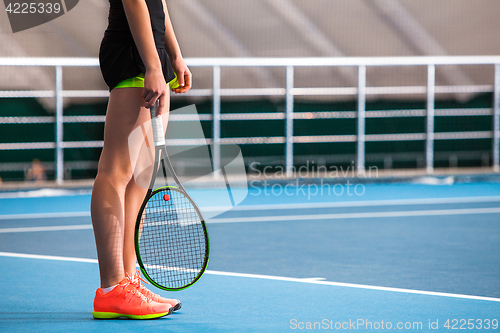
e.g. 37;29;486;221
1;181;499;332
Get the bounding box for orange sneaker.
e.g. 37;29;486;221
92;276;173;319
132;270;182;311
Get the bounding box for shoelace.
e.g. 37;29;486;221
123;273;152;304
132;270;149;287
131;271;153;294
132;270;179;306
132;271;160;301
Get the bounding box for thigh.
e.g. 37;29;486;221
98;88;170;180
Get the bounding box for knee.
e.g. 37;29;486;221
96;162;134;189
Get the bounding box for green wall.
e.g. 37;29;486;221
0;94;494;181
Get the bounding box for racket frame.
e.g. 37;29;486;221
134;103;210;291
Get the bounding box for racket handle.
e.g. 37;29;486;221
150;101;165;146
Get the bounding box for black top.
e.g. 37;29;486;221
104;0;165;47
99;0;175;90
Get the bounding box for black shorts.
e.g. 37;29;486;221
99;37;176;91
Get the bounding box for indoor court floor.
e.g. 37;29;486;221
1;181;499;332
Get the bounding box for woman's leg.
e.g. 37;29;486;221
122;179;149;276
91;87;168;288
123;97;170;276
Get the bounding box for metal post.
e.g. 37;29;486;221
55;65;64;184
426;64;436;173
357;65;366;173
212;65;221;178
493;64;500;172
285;66;294;177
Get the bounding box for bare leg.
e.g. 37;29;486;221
123;98;170;276
91;87;169;288
122;178;148;275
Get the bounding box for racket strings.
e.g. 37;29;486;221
138;188;207;289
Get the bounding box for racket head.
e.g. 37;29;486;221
135;186;209;291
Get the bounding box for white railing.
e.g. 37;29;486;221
1;56;500;183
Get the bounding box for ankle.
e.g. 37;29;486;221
101;284;118;294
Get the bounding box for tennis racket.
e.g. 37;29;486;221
134;101;209;291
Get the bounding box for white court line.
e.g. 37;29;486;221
0;224;93;233
208;207;500;223
0;252;98;263
1;207;500;232
0;211;90;220
0;188;92;199
206;195;500;212
2;195;500;221
0;251;498;303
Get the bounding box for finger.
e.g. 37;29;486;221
184;72;192;89
147;98;158;109
177;70;185;87
156;94;167;115
177;84;191;93
158;93;166;108
172;74;191;94
142;88;153;100
179;70;188;88
142;91;149;102
145;92;159;109
142;89;153;104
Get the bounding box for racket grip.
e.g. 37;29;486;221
150;101;165;146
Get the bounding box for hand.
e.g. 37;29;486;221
170;57;192;94
142;68;168;113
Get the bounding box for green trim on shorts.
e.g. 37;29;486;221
115;73;145;89
114;72;179;90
